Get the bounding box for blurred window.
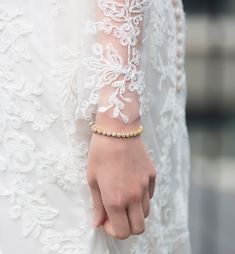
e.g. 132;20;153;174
183;0;234;15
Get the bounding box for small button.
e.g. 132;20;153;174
175;9;182;20
177;58;184;68
177;33;184;43
176;20;183;31
177;70;182;80
176;83;182;92
177;46;184;57
172;0;178;7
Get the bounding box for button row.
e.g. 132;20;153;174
171;0;185;92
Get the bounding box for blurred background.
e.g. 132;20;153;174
182;0;235;253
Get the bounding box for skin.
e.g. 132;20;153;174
86;113;157;240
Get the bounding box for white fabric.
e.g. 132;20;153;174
0;0;191;253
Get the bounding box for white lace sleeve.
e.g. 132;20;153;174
82;0;148;125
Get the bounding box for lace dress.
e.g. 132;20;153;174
0;0;191;253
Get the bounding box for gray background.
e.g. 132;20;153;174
183;1;235;253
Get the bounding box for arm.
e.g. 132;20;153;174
83;0;146;125
86;0;156;239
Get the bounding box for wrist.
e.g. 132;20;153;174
94;113;142;133
90;127;143;153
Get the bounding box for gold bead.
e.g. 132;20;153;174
91;124;143;138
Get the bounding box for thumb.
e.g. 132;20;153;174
89;181;106;227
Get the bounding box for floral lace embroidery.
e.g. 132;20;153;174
0;7;32;62
35;141;89;190
40;229;87;254
125;1;189;253
81;0;151;124
0;5;87;252
0;6;58;138
50;0;66;18
0;1;190;254
149;0;176;90
0;130;90;244
0;178;59;238
52;46;82;137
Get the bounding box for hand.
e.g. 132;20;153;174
86;118;157;240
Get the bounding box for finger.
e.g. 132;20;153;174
103;201;130;239
127;202;145;235
101;216;114;236
88;180;106;227
149;170;157;199
142;190;150;218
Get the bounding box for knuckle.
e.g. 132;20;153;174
130;188;142;202
109;195;126;210
92;201;102;210
141;177;149;188
109;202;122;211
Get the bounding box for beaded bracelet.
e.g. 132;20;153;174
91;124;144;138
